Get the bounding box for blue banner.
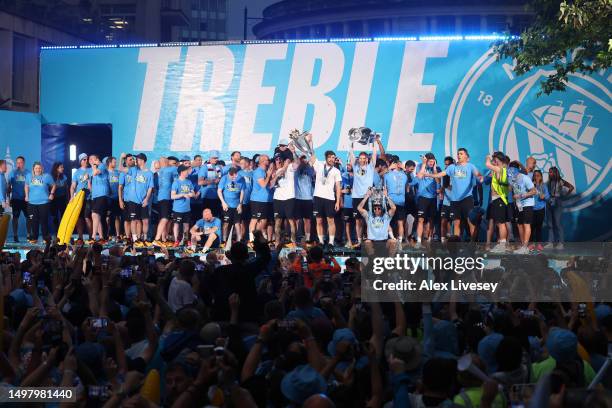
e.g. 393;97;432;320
39;40;611;240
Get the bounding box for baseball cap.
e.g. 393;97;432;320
78;153;88;161
180;155;191;161
278;138;289;146
281;365;327;404
546;328;578;363
208;150;220;159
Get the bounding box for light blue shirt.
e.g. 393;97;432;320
367;213;391;241
352;163;374;198
446;163;479;202
171;178;194;213
250;167;272;203
91;167;110;199
295;165;315;200
384;170;408;205
413;164;440;199
120;170;135;203
53;174;68;198
132;169;154;204
341;171;353;209
8;168;27;200
108;170;120;199
198;164;223;200
157;166;177;201
0;172;8;202
195;217;221;234
533;183;549;211
26;173;54;205
218;175;244;208
511;173;535;208
72;168;92;199
237;169;253;205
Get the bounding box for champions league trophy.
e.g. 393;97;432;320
288;129;314;160
348;127;378;146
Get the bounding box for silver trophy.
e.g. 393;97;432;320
348;127;377;145
288;129;314;160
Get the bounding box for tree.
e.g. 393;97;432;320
494;0;612;95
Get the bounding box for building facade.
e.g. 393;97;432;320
0;0;191;113
181;0;228;41
253;0;533;40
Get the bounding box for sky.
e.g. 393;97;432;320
226;0;278;39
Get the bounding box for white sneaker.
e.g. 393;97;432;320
556;243;564;250
514;246;529;254
490;243;507;254
415;241;422;249
544;242;555;249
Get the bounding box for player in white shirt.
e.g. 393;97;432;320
307;134;342;247
271;146;299;244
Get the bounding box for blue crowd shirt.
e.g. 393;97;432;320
445;163;479;202
195;217;222;235
341;171;353;209
237;169;253;205
132;169;154;204
295;165;315;200
53;174;68;198
8;168;27;200
533;183;550;211
413;164;440;199
91;167;110;199
367;214;391;241
511;173;535;208
157;166;177;201
352;163;374;198
108;170;120;200
218;175;244;208
72;168;92;199
384;170;408;205
26;173;54;205
171;178;194;213
250;167;272;203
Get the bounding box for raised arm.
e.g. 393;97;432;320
375;135;385;161
357;191;371;219
485;155;502;175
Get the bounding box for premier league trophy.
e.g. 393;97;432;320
348;127;378;146
288;129;314;160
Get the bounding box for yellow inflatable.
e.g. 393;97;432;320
57;190;85;245
0;213;10;250
140;369;160;404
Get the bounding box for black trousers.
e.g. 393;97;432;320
50;196;67;232
28;203;50;241
532;208;545;242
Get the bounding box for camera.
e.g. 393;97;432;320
197;344;214;358
90;317;108;329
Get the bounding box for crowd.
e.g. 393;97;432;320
0;135;609;408
0;233;609;407
0;134;575;253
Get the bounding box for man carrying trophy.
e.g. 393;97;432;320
347;127;379;248
357;186;397;257
297;133;342;248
